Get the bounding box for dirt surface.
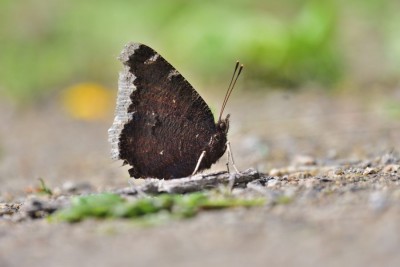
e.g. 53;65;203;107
1;88;400;267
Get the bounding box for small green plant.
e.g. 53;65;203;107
38;178;53;196
51;192;264;223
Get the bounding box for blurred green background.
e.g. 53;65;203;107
0;0;399;103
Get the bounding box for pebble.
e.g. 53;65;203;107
363;167;378;175
0;203;21;216
291;155;317;166
269;168;285;176
380;153;398;165
267;178;279;188
382;164;400;174
19;197;69;219
333;168;345;175
62;181;94;194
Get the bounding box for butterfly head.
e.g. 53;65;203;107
217;114;230;134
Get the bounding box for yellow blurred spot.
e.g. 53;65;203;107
62;83;114;121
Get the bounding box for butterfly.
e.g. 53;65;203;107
108;43;242;179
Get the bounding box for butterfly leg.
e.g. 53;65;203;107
226;141;240;173
192;150;206;175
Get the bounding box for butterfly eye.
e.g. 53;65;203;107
219;122;226;130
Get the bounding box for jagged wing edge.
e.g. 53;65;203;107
107;43;140;160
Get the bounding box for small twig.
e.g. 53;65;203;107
116;168;260;195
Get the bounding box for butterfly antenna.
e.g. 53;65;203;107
218;61;239;122
219;62;243;122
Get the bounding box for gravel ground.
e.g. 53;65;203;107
1;88;400;267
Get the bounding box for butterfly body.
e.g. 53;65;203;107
108;43;229;179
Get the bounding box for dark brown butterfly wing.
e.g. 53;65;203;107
108;43;223;179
